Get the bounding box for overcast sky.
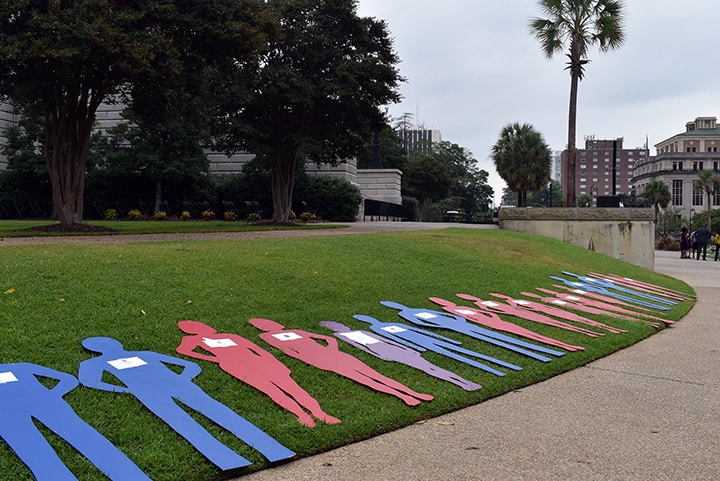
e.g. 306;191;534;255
356;0;720;205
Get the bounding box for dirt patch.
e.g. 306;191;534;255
26;223;117;234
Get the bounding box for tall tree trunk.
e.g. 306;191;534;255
45;109;93;225
565;40;582;208
566;71;579;207
271;153;297;224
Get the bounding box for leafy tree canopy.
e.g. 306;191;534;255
215;0;403;223
491;122;551;207
0;0;266;224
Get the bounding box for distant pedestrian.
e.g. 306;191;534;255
691;229;698;258
715;231;720;261
695;225;711;260
680;227;690;259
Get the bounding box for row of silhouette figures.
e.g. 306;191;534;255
1;272;684;480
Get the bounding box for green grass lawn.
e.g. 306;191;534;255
0;227;694;481
0;219;344;237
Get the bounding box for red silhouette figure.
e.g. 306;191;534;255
176;320;340;428
249;318;433;406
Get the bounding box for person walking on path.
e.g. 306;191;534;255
695;225;711;260
714;231;720;261
680;227;690;259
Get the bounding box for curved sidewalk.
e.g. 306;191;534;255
241;249;720;481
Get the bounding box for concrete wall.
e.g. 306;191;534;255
356;169;403;204
499;207;656;270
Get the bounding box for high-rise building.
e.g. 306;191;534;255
396;127;441;153
562;136;648;205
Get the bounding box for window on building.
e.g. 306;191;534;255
672;180;683;206
715;191;720;206
693;187;703;206
714;161;719;171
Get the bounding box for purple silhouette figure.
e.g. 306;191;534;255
0;362;151;481
353;314;520;376
320;321;482;391
78;337;294;471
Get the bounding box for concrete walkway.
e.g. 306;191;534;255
241;249;720;481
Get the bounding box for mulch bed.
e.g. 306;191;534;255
26;223;117;233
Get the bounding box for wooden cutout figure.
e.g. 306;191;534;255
176;320;341;427
550;274;672;311
588;272;694;302
428;297;585;352
488;292;627;334
550;283;656;312
539;286;673;327
248;318;433;406
320;321;482;391
562;271;677;307
353;314;519;376
456;293;604;338
380;301;561;362
0;362;151;481
78;337;294;471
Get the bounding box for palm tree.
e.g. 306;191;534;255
491;123;552;207
694;169;720;230
529;0;626;207
640;180;671;219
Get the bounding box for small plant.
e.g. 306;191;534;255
153;210;168;221
127;209;143;220
289;210;297;221
300;211;318;223
223;211;237;221
103;208;119;221
179;211;191;221
200;210;216;220
246;212;261;224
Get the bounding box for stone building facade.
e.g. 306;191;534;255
633;116;720;218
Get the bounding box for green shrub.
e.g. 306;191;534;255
127;209;143;220
201;210;215;220
179;210;191;221
153;210;168;221
223;211;237;221
103;208;119;221
304;175;361;222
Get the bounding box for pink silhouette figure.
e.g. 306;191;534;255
456;293;603;338
249;318;433;406
536;287;672;328
588;272;694;302
488;292;627;334
428;297;585;352
176;320;340;428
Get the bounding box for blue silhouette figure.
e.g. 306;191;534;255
561;272;676;307
353;315;521;376
550;275;671;311
0;362;151;481
380;301;563;362
77;337;294;471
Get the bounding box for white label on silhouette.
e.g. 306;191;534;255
273;332;302;341
0;372;18;384
382;325;407;334
108;356;148;370
203;338;238;348
416;312;437;320
341;331;380;345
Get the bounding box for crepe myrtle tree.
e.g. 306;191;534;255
215;0;403;223
0;0;265;225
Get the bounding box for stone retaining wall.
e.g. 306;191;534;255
499;207;656;270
